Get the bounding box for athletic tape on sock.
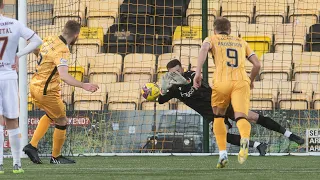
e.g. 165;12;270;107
235;117;247;122
215;114;225;118
55;125;67;130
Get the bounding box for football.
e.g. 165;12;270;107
141;83;160;101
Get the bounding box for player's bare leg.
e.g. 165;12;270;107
234;112;251;164
0;116;4;174
50;117;75;164
6;118;24;173
247;111;305;145
212;107;228;168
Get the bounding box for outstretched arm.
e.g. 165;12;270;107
247;54;261;84
158;72;178;104
245;42;261;88
194;42;210;88
54;53;99;92
58;66;99;92
57;66;84;88
158;90;174;104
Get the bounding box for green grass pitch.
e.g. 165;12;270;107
1;156;319;180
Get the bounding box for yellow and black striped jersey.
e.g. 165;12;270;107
203;34;254;83
30;35;70;94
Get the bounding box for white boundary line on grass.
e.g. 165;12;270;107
73;152;320;156
4;152;320;158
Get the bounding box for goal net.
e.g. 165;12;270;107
3;0;320;156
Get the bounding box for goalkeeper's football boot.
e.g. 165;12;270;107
23;143;42;164
216;153;228;168
0;164;4;174
238;138;249;164
50;155;76;164
257;143;268;156
289;134;305;145
12;164;24;174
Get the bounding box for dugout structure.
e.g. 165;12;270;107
4;0;320;156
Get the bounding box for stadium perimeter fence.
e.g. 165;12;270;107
3;0;320;157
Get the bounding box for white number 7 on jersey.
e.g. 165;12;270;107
0;37;8;60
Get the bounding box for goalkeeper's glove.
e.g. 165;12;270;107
160;72;173;95
167;71;190;85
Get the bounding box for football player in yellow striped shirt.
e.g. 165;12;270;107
23;20;99;164
193;17;261;168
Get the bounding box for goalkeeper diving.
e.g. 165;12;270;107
157;59;304;155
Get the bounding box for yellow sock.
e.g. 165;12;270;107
30;115;52;148
52;128;66;158
213;117;227;151
236;119;251;139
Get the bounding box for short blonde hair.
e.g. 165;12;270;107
62;20;81;36
214;17;231;33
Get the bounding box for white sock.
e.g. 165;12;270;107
253;142;261;148
284;130;292;138
8;128;21;167
219;150;227;159
0;125;3;165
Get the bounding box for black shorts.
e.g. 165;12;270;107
204;104;235;122
225;104;235;121
202;103;238;124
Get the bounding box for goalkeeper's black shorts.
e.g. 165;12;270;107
203;104;235;122
225;104;235;121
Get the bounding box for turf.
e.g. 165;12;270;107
1;156;319;180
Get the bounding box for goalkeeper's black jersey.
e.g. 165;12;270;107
158;71;214;121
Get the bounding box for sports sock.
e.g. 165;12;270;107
30;115;52;148
236;119;251;139
0;125;3;165
253;142;261;148
8;128;21;166
213;117;227;151
284;130;293;138
227;133;256;147
256;115;286;134
219;150;227;159
52;125;67;158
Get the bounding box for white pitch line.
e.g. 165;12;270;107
17;167;320;171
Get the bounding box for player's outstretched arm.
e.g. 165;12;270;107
57;66;99;92
158;73;181;104
194;42;210;88
158;92;173;104
160;72;173;95
247;54;261;87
